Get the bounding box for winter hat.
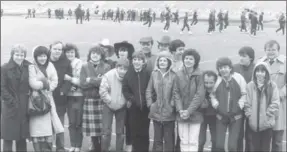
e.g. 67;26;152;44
132;51;146;62
114;41;135;60
99;38;115;57
169;39;185;53
116;58;130;69
238;46;255;62
157;35;171;45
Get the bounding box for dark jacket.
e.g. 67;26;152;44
251;15;258;28
50;54;73;105
80;61;111;98
1;59;31;140
234;63;255;84
122;66;150;110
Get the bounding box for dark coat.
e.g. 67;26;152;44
1;59;31;140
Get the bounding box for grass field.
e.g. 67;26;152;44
1;16;286;152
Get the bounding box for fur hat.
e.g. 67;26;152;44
114;41;135;60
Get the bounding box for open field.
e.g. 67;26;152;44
1;16;286;152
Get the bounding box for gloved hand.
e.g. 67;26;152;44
227;112;237;124
40;78;50;90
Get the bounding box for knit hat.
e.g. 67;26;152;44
132;51;146;62
116;58;130;69
114;41;135;60
169;39;185;53
238;46;255;62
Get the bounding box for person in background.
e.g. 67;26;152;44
146;51;178;152
258;12;264;31
122;51;151;152
210;57;247;152
99;38;116;68
233;46;256;152
100;58;130;152
224;10;229;29
114;41;135;63
80;45;111;152
63;43;84;152
173;49;205;152
258;40;286;152
1;44;31;152
250;12;258;37
139;36;157;74
276;12;286;35
198;70;218;152
244;62;280;152
169;39;185;72
49;41;73;152
190;10;198;26
28;45;64;152
157;35;172;53
180;12;192;35
240;11;248;32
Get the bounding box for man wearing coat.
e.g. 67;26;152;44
1;44;31;152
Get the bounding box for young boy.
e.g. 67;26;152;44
100;58;130;152
210;57;247;151
198;70;218;152
122;51;151;152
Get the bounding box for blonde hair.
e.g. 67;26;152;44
10;44;27;57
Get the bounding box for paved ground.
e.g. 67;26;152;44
1;16;286;152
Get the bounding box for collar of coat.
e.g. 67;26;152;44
6;58;31;69
259;54;286;64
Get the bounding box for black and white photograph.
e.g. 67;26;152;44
1;1;286;152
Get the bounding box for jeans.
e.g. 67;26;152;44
198;115;216;152
67;96;84;148
56;104;67;152
215;118;242;151
178;122;201;152
102;105;126;152
152;120;175;152
3;139;27;152
272;130;284;152
249;128;272;152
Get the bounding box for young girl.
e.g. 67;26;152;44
244;62;280;151
29;45;64;152
80;45;111;152
145;51;178;151
63;43;84;152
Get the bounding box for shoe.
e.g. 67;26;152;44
69;147;75;152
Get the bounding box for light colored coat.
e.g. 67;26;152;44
28;62;64;137
67;58;83;96
99;68;127;110
258;54;286;130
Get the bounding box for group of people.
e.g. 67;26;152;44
1;33;286;152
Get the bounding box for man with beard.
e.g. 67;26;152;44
75;4;83;24
139;36;157;75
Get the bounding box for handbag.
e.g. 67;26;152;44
28;90;51;116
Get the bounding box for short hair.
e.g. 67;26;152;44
63;43;80;58
33;45;50;66
87;45;105;61
203;70;218;82
132;51;146;62
264;40;280;51
10;44;27;58
49;41;64;50
182;48;201;69
216;57;234;75
238;46;255;63
169;39;185;53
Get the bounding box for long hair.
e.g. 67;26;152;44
87;45;105;62
63;43;80;59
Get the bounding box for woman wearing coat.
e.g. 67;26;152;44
244;62;280;151
1;44;31;152
28;46;64;152
80;45;111;152
145;51;178;152
173;49;205;152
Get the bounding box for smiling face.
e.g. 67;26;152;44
158;57;169;70
204;75;216;90
218;65;232;78
13;51;25;65
183;55;195;68
239;53;252;66
50;43;63;60
132;57;144;71
37;54;48;65
65;49;76;61
118;47;128;59
90;51;101;62
265;44;279;60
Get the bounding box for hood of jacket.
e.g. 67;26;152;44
153;51;174;74
252;61;271;85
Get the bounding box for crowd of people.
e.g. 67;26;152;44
1;34;286;152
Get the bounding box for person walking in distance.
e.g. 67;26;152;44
85;8;90;21
75;4;83;24
163;7;171;32
240;11;248;32
190;10;198;26
276;13;286;35
250;12;258;37
180;12;192;35
217;10;224;32
258;12;264;31
143;8;152;28
224;10;229;29
114;7;120;23
48;8;51;18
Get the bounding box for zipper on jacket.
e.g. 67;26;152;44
137;73;143;110
257;88;261;132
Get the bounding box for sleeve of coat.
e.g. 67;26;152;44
49;95;64;134
186;75;205;115
99;75;112;104
89;64;111;87
80;64;96;89
60;63;73;94
48;63;58;92
28;65;44;90
145;73;154;108
244;83;252;118
70;60;83;86
266;83;280;117
1;66;16;106
237;73;247;110
173;76;183;112
122;71;135;103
